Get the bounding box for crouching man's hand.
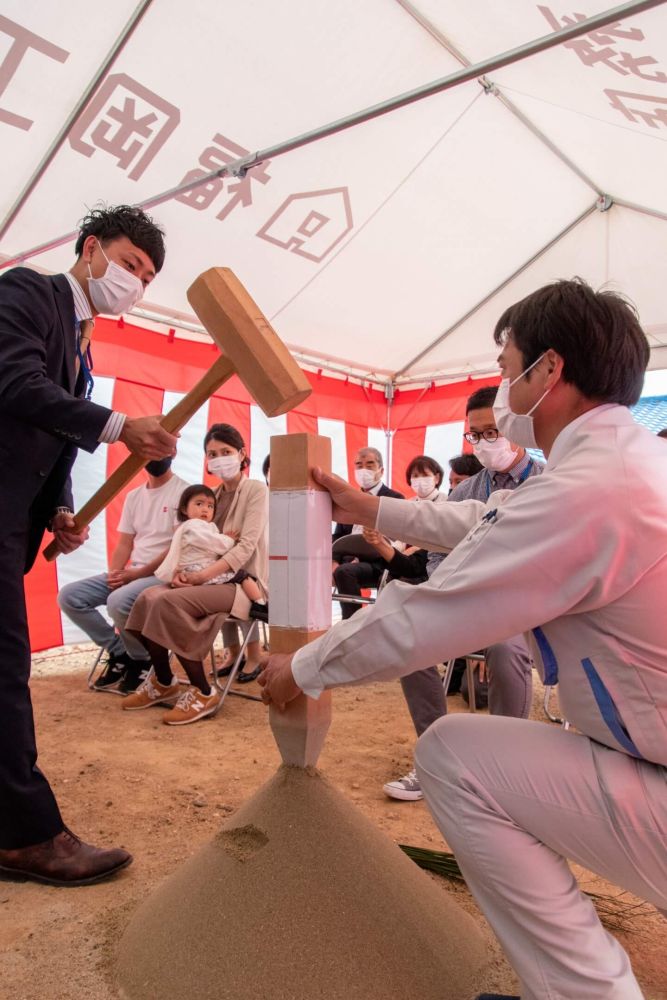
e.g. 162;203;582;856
258;653;301;711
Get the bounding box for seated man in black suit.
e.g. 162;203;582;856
332;447;404;618
0;205;178;887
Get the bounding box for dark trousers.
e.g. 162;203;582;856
400;666;447;737
333;560;384;620
0;525;63;848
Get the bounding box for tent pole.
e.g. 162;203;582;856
0;0;155;243
612;199;667;223
394;0;602;195
394;202;598;377
2;0;663;269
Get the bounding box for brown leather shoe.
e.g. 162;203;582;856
0;828;132;886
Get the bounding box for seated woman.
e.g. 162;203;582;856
156;483;262;600
123;423;268;726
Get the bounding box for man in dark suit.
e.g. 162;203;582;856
0;205;178;886
332;447;404;619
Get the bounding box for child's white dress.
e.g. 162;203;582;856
155;519;237;585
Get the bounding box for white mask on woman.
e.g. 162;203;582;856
472;437;518;472
493;353;551;450
87;240;143;315
208;455;241;480
411;476;436;499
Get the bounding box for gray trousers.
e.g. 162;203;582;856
57;573;160;661
401;634;533;736
416;714;667;999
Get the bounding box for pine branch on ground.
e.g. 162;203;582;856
399;844;655;933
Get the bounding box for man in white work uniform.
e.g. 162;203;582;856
259;278;667;1000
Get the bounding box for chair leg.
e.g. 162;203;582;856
211;621;262;714
441;659;455;696
86;647;106;690
465;657;477;713
543;685;563;725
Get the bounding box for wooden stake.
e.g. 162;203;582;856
268;433;333;767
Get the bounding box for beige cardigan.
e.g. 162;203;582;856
214;476;268;618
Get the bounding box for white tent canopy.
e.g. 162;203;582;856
2;0;667;385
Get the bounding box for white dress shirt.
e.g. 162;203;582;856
63;272;126;444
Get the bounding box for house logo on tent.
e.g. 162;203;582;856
257;188;353;263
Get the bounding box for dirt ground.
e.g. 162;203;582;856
2;646;665;1000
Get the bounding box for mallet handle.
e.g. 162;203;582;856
43;354;236;562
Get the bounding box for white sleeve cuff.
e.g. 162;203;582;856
291;641;327;699
98;411;127;444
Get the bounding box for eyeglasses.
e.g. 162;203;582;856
463;429;500;445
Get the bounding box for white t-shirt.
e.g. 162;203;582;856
117;475;190;566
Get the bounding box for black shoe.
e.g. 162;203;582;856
249;601;268;623
117;660;150;694
236;665;262;684
92;654;125;690
217;655;246;678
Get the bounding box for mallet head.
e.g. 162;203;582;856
188;268;311;417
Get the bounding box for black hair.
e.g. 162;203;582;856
75;204;166;272
466;385;498;414
405;454;444;488
262;454;270;480
493;278;650;407
449;453;484;477
658;428;667;439
177;484;217;523
203;423;250;470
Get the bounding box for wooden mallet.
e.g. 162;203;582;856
44;267;311;561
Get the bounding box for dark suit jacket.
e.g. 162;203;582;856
332;482;406;581
332;482;405;544
0;268;112;570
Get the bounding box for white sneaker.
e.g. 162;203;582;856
383;769;423;801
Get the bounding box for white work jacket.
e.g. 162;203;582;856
293;405;667;767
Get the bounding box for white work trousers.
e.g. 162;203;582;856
415;715;667;1000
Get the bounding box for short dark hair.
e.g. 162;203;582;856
177;484;217;522
658;428;667;439
75;205;166;272
405;454;444;488
466;385;498;414
449;453;483;477
262;454;270;479
203;423;250;470
493;278;650;407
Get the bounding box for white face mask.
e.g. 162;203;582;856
472;436;518;472
87;240;144;315
411;476;436;499
493;353;551;450
354;468;379;490
208;455;241;480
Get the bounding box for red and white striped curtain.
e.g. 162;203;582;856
25;317;496;651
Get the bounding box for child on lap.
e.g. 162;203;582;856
156;485;261;599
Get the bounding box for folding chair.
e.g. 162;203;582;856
441;653;484;713
332;568;390;613
209;605;269;715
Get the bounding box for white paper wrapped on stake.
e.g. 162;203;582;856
269;490;333;631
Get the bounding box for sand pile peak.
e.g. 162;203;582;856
116;765;488;999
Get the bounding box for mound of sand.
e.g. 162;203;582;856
116;765;489;999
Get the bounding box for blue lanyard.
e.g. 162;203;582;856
76;339;95;401
484;458;533;500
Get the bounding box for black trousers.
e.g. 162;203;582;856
0;523;63;848
333;560;384;620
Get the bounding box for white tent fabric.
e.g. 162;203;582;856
2;0;667;384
